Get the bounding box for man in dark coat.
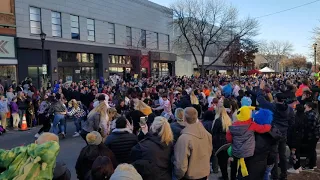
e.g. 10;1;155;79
256;80;294;180
105;117;138;164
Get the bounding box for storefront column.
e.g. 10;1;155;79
50;49;58;83
102;53;109;79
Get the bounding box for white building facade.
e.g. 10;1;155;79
15;0;176;86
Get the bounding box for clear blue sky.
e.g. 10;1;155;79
150;0;320;60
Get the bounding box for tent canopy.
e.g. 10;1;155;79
259;67;275;73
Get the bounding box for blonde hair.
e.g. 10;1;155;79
215;106;232;131
134;100;150;111
69;99;79;109
88;102;108;121
107;108;118;120
151;116;173;145
190;91;199;105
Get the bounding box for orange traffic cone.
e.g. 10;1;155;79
20;114;28;131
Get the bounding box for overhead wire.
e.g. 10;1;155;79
255;0;320;19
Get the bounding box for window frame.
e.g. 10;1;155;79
29;7;42;35
108;23;115;44
51;11;62;37
87;18;95;42
156;32;159;50
126;26;132;47
70;15;80;40
141;29;146;48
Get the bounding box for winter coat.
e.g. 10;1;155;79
226;119;271;158
131;133;173;180
104;129;138;164
17;97;26;110
287;112;306;149
304;110;320;140
10;101;18;114
170;122;185;143
48;101;67;114
174;122;212;180
53;162;71;180
256;89;294;138
0;141;59;180
82;112;101;133
176;95;192;109
211;117;228;151
75;144;117;180
126;110;145;134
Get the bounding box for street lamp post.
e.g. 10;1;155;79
313;43;317;72
40;31;47;89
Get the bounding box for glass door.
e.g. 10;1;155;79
28;66;43;88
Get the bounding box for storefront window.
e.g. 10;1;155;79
109;55;132;65
57;51;94;63
0;65;16;81
152;63;169;77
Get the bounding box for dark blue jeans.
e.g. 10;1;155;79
271;138;287;180
73;117;82;133
52;114;65;135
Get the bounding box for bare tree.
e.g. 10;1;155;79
171;0;259;76
282;54;307;72
259;40;293;69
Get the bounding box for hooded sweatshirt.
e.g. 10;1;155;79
174;122;212;180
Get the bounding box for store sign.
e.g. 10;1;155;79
0;36;15;58
75;70;80;74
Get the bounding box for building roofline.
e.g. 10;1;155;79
129;0;173;14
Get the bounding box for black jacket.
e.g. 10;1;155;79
53;162;71;180
211;117;228;151
176;95;192;109
75;144;117;180
126;110;145;134
287;111;305;148
105;130;138;164
256;89;294;138
131;133;173;180
170;122;185;143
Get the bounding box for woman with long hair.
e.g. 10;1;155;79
131;116;173;180
134;99;152;116
81;102;109;144
212;106;232;180
190;90;201;118
67;99;83;137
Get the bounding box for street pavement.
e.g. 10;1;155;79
0;122;221;179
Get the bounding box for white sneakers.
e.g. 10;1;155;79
287;167;302;174
72;132;80;137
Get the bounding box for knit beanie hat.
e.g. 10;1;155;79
236;106;255;122
86;131;102;145
241;97;252;107
110;163;143;180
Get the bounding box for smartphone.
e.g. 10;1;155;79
139;116;147;126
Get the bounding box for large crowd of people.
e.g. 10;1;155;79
0;73;320;180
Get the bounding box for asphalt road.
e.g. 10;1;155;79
0;122;221;180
